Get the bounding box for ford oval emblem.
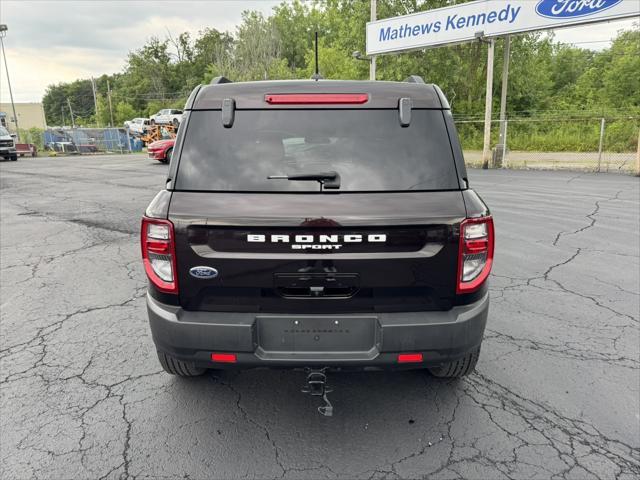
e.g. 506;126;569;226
536;0;622;19
189;266;219;279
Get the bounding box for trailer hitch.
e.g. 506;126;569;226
301;368;334;417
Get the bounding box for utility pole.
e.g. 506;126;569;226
0;24;20;141
481;37;495;170
67;98;76;128
370;0;376;81
107;79;114;127
91;77;99;127
496;35;510;168
61;105;65;127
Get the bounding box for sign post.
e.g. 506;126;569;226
496;35;511;168
366;0;639;167
370;0;377;81
481;38;495;170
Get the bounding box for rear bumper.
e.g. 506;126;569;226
147;292;489;370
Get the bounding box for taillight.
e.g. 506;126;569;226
141;217;178;294
457;216;494;294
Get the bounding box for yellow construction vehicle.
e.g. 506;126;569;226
141;125;177;145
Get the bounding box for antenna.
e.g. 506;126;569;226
311;31;323;81
315;31;319;76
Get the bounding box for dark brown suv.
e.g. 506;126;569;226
141;76;494;381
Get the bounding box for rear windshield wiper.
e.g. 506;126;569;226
267;171;341;190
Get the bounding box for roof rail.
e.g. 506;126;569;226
210;76;232;85
404;75;425;84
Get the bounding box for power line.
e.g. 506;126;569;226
555;40;613;45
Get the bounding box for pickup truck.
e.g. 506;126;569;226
0;126;17;161
125;118;151;135
150;109;182;128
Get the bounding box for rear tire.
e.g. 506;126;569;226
428;348;479;378
10;155;17;161
157;351;206;377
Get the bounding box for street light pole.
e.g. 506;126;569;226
0;24;20;141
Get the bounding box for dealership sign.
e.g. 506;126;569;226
366;0;640;55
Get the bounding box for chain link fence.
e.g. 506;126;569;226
456;115;640;174
16;117;640;175
39;128;140;154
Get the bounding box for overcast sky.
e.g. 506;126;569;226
0;0;637;103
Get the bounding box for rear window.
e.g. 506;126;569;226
175;109;459;192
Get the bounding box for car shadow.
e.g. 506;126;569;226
141;367;464;476
168;367;461;431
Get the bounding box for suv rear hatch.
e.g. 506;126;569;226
169;90;466;314
170;191;465;313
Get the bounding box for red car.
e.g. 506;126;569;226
147;139;175;163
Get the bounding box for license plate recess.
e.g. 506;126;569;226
256;316;379;353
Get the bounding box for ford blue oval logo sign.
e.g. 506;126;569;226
189;266;218;279
536;0;622;19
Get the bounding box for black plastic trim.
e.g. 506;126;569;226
442;109;468;188
184;85;202;111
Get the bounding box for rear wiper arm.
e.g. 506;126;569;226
267;171;341;190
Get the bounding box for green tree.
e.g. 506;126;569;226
43;79;95;126
115;102;136;125
40;0;639;143
233;11;284;80
194;28;234;73
600;29;640;109
272;0;323;72
95;94;112;126
303;42;361;79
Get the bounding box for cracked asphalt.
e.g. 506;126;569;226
1;154;638;480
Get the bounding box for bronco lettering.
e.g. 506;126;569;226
247;234;387;243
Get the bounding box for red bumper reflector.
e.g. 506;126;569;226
265;93;369;105
211;353;237;363
397;353;423;363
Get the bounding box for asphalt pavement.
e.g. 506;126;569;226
1;154;638;480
